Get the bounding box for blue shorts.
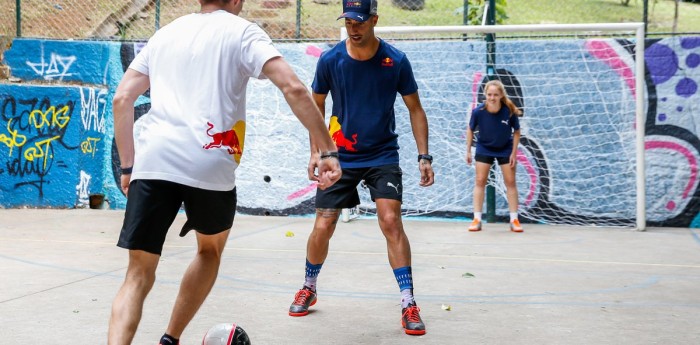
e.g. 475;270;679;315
315;164;403;209
117;179;237;255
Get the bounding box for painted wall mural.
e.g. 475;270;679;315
0;36;698;228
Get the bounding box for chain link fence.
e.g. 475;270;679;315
0;0;699;41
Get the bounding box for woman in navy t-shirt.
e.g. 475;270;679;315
466;80;523;232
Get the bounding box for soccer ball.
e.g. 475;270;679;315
202;323;251;345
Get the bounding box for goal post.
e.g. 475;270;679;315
336;23;646;230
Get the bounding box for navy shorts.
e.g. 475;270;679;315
475;153;510;166
315;164;403;209
117;179;237;255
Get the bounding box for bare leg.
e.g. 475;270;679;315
165;229;230;338
376;199;411;269
108;250;160;345
473;162;492;214
500;163;519;213
306;209;340;264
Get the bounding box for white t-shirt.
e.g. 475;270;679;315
128;10;281;191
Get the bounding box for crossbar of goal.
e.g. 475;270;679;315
338;23;646;230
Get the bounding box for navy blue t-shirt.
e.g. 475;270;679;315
312;39;418;168
469;104;520;157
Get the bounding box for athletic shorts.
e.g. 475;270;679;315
117;179;237;255
475;154;510;166
315;164;403;209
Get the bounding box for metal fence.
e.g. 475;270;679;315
1;0;698;41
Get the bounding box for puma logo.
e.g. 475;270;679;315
387;182;400;194
501;120;508;125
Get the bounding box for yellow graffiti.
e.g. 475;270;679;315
0;118;27;156
28;105;71;130
24;135;60;170
80;137;101;156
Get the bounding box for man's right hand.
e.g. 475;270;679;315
308;153;341;190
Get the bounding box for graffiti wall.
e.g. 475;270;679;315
0;36;699;228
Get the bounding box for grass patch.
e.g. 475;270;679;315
1;0;698;40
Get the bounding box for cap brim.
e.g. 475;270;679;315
337;12;371;22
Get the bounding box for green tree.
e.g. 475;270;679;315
467;0;509;25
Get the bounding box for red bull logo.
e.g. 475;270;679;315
329;116;357;152
203;121;244;157
381;57;394;67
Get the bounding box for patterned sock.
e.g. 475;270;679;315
159;333;179;345
400;288;415;308
393;266;414;308
304;259;323;291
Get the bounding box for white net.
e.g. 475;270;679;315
339;24;644;227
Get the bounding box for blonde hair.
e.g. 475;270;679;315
483;80;522;117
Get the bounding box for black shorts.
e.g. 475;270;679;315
315;164;403;209
117;179;237;255
475;153;510;166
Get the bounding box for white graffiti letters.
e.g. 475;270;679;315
80;88;107;133
26;50;76;81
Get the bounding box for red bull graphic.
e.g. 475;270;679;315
329;116;357;152
203;121;246;162
381;57;394;67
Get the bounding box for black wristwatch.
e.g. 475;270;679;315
417;154;433;163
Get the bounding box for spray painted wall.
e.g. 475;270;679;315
0;36;699;228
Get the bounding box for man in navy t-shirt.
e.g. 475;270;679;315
287;0;434;336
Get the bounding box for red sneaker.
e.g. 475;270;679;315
289;287;317;317
401;303;426;335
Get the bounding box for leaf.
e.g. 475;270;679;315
285;231;295;237
462;272;475;278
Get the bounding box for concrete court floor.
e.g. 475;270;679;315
1;209;699;345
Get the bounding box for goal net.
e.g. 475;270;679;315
338;23;646;229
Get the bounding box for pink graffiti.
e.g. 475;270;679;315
305;45;323;58
646;141;698;210
287;182;318;201
517;149;538;207
585;40;636;97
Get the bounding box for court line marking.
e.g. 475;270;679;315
3;240;700;269
229;248;700;269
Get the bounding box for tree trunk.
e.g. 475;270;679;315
673;0;679;34
90;0;152;38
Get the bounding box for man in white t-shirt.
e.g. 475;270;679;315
107;1;341;344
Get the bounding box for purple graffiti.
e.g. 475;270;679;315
645;43;679;85
687;53;700;68
680;37;700;49
676;78;698;98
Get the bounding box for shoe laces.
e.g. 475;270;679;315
403;305;422;323
293;289;312;305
